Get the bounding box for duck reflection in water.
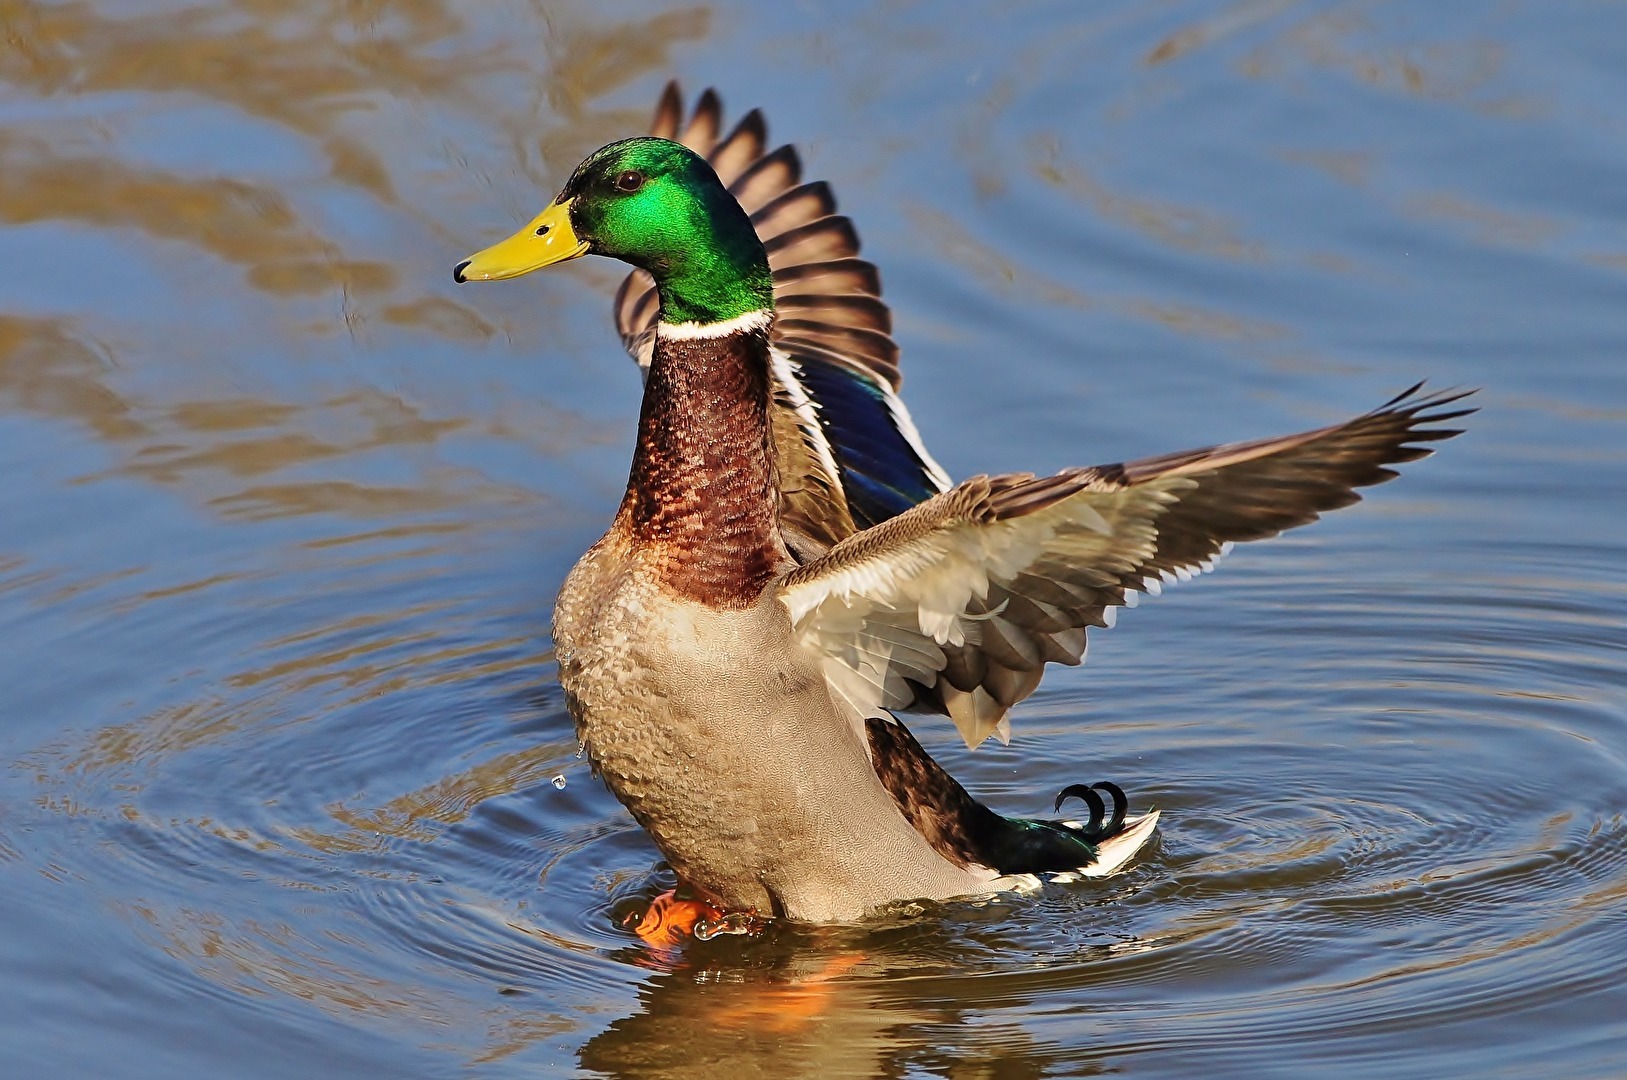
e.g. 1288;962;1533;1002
579;919;1118;1079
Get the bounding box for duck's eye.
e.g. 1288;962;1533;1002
614;170;645;193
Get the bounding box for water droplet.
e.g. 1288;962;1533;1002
551;774;567;790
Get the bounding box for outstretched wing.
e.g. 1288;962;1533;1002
777;385;1475;749
613;84;950;559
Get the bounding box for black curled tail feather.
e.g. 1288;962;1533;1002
866;716;1138;877
1055;781;1127;839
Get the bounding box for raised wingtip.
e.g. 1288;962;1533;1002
652;81;683;138
1377;382;1480;420
684;88;723;152
735;107;768;149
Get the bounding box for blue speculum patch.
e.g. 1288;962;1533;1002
795;360;941;527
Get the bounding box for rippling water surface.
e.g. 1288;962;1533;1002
2;1;1625;1076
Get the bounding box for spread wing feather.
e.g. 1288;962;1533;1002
613;84;948;559
778;386;1475;748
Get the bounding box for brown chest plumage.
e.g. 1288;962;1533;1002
614;324;788;607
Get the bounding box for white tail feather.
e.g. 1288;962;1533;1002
1078;810;1161;878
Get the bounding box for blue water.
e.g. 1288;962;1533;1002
2;1;1625;1076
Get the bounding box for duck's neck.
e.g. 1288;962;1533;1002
618;309;785;607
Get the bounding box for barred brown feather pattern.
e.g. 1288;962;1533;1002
613;98;893;386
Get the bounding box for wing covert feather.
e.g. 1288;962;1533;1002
779;386;1474;748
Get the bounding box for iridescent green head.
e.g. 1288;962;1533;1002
454;137;773;325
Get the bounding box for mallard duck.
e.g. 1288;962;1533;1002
453;85;1471;926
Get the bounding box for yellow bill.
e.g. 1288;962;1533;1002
454;200;588;282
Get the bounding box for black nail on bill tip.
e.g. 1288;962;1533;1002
452;259;471;283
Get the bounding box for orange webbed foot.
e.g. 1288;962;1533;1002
622;887;769;948
623;888;722;948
